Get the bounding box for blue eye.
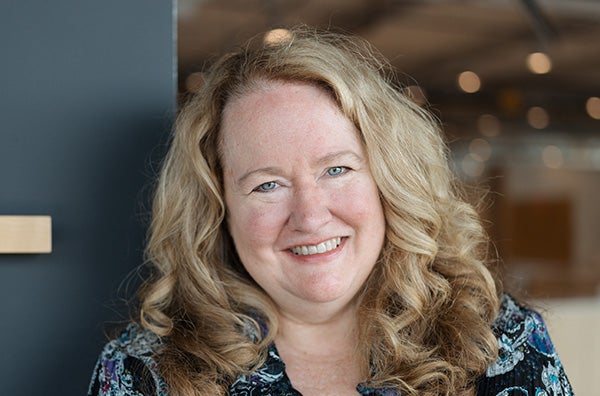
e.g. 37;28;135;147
327;166;346;176
254;181;279;192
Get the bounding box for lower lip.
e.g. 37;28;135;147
287;238;346;263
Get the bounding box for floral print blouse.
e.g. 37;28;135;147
88;295;574;395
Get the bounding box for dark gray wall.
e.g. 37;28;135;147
0;1;175;395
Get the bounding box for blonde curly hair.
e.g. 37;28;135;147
139;26;500;395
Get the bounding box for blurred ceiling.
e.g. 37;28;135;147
177;0;600;137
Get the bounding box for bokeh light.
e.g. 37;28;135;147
586;97;600;120
264;28;293;45
542;145;563;168
457;71;481;93
526;52;552;74
527;106;550;129
477;114;501;137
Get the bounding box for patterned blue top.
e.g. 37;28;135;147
88;295;574;395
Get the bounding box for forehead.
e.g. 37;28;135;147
223;80;336;126
219;80;367;180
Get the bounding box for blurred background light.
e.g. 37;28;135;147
586;96;600;119
457;71;481;93
264;28;292;45
461;152;485;177
469;138;492;161
542;145;563;168
526;51;552;74
477;114;501;137
527;106;550;129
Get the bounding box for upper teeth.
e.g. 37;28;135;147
290;237;342;256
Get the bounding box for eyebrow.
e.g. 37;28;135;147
316;150;364;168
237;166;285;186
236;150;364;186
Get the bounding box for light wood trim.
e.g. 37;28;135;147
0;216;52;254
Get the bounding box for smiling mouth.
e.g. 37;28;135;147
290;237;342;256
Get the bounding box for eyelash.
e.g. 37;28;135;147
251;166;350;193
253;181;279;193
326;166;348;177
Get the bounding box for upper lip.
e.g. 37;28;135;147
285;236;345;250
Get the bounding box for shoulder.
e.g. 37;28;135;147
477;294;574;395
88;323;168;396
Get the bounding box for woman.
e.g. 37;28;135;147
89;27;573;395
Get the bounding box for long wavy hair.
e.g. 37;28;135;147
139;26;500;395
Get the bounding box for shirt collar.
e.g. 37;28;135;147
228;343;400;395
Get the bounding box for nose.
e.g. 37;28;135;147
287;183;332;232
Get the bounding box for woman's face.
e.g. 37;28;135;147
221;81;385;319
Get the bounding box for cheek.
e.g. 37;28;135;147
334;179;383;222
228;202;288;250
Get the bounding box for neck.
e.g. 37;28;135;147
276;298;359;352
274;304;366;395
284;314;356;352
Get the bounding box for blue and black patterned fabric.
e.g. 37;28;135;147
88;295;573;395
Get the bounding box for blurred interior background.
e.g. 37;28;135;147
178;0;600;300
177;0;600;392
